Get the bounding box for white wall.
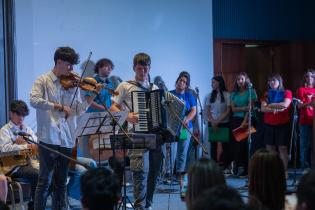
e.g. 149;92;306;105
15;0;213;130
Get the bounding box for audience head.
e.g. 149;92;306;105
80;167;120;210
267;73;284;90
302;69;315;87
296;170;315;210
248;149;286;210
0;200;9;210
233;72;251;92
153;75;167;91
190;185;247;210
186;158;226;210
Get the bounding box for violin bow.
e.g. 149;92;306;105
68;51;93;109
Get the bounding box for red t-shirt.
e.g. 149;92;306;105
263;90;292;125
296;87;315;125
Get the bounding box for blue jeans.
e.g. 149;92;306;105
34;142;72;210
175;128;192;173
67;157;97;200
299;124;312;169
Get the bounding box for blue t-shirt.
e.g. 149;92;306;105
170;90;197;128
86;74;113;112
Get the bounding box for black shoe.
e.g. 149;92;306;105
236;169;248;178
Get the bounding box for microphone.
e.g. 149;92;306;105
195;87;199;94
13;131;31;137
247;81;253;88
292;97;302;103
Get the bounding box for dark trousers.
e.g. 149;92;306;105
146;148;163;207
209;122;232;168
34;142;72;210
231;117;249;173
11;164;39;208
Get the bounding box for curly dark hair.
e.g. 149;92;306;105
54;47;79;65
10;100;29;116
94;58;114;74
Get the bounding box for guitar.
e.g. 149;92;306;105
0;149;34;175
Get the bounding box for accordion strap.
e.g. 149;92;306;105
127;80;154;91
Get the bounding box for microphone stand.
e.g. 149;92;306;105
195;88;204;157
238;83;253;190
20;135;92;170
247;84;253;167
289;99;299;187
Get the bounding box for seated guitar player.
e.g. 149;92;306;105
0;100;38;209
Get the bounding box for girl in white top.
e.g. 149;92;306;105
206;76;231;168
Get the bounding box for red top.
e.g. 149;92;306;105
263;90;292;125
296;87;315;125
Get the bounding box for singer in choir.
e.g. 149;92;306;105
0;100;38;210
261;73;292;177
206;76;231;169
177;71;200;170
170;73;197;177
296;69;315;171
230;72;257;177
110;52;162;210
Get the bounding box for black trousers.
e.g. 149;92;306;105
10;164;39;205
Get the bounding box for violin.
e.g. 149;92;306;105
60;72;118;95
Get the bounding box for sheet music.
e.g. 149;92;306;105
75;110;128;138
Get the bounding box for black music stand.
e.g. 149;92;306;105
75;110;128;166
110;133;156;210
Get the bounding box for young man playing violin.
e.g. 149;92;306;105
30;46;101;210
0;100;38;210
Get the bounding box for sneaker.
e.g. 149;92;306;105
236;167;247;178
230;162;238;176
223;168;231;175
302;168;311;175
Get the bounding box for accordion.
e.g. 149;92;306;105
131;89;185;136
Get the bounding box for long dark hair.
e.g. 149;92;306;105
210;76;227;103
248;149;286;210
186;158;226;210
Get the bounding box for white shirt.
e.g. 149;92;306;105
112;80;157;112
206;91;230;123
0;121;38;152
111;80;158;156
30;71;90;148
